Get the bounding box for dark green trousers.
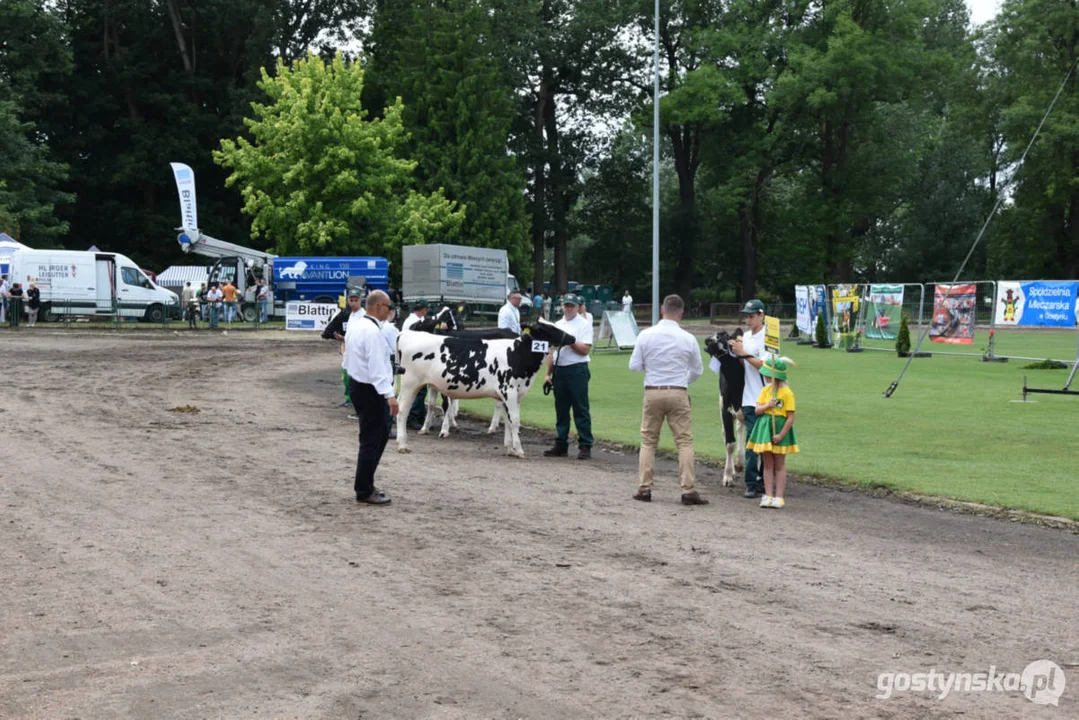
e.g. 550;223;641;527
554;363;593;448
408;386;428;424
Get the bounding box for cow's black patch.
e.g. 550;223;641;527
411;352;424;361
424;352;435;360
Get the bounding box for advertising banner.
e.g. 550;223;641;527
865;284;905;340
169;162;198;232
930;284;977;345
795;286;812;335
765;315;781;355
285;301;338;331
994;280;1079;327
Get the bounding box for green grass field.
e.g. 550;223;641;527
459;327;1079;520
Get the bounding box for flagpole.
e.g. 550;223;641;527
652;0;660;326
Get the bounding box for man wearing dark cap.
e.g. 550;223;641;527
544;294;595;459
729;298;768;498
401;299;430;427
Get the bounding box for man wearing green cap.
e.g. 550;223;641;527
544;293;595;459
729;298;768;498
323;286;367;411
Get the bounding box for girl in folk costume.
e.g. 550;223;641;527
745;356;798;508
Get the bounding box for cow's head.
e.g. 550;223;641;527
526;319;576;348
704;327;743;360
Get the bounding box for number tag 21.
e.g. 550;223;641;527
531;340;550;353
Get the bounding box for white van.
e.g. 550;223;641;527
9;249;179;322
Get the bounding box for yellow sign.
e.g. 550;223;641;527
764;315;781;354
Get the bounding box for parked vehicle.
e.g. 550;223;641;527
401;244;530;319
9;248;179;322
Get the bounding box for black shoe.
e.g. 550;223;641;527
577;446;592;460
357;493;391;505
633;490;652;502
743;488;762;499
543;442;569;457
681;492;710;506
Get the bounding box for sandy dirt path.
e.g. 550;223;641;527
1;332;1075;719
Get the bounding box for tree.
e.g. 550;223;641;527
0;101;72;241
984;0;1079;279
214;53;464;256
364;0;530;270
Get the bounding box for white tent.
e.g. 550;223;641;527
0;233;32;278
155;265;209;289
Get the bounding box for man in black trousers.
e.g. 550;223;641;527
344;290;398;506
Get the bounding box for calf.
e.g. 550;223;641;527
396;320;576;457
704;328;747;486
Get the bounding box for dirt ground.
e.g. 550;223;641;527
1;331;1076;719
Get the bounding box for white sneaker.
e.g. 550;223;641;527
771;497;785;509
759;495;773;508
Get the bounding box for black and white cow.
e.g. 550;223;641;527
704;328;747;486
396;320;576;457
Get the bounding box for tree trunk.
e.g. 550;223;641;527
668;125;700;300
531;73;552;295
543;82;569;293
166;0;193;73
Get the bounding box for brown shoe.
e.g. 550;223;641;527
633;490;651;502
681;491;709;506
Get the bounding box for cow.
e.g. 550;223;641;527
395;320;576;457
704;328;747;486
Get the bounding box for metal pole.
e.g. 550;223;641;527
652;0;660;326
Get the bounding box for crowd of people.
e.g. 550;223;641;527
338;286;798;510
0;275;41;327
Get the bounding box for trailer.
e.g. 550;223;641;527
401;244;529;319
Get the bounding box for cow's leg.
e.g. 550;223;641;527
448;399;459;429
438;396;453;438
396;378;419;453
722;440;736;487
486;401;502;434
418;386;437;435
503;396;524;458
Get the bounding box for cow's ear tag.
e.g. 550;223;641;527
531;340;550;353
522;327;532;335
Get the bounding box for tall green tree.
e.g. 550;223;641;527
215;53;464;256
985;0;1079;279
365;0;530;270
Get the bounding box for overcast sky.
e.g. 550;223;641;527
967;0;1001;25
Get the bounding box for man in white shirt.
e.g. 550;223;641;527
0;275;8;324
400;299;429;426
729;298;768;498
498;289;523;334
344;290;398;506
629;294;707;505
205;283;223;328
543;294;595;459
622;290;633;314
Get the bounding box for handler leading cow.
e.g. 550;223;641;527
395;319;576;457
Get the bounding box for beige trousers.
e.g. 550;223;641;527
638;388;695;492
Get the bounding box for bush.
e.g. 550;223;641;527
896;313;911;355
814;312;829;347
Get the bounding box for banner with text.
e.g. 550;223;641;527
795;286;812;335
994;280;1079;327
285;302;338;331
930;284;976;345
865;284;904;340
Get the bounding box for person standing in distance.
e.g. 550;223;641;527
345;290;398;506
499;288;523;334
401;299;430;427
26;282;40;327
622;289;633;314
543;294;595;459
629;294;707;505
728;299;768;498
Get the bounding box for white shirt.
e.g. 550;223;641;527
498;302;521;333
628;319;703;387
622;294;633;311
344;314;395;398
402;312;424;331
257;284;269;300
740;325;767;406
207;288;223;304
381;321;399;358
554;314;593;365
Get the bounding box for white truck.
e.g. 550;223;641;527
9;248;179;322
401;244;529;319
